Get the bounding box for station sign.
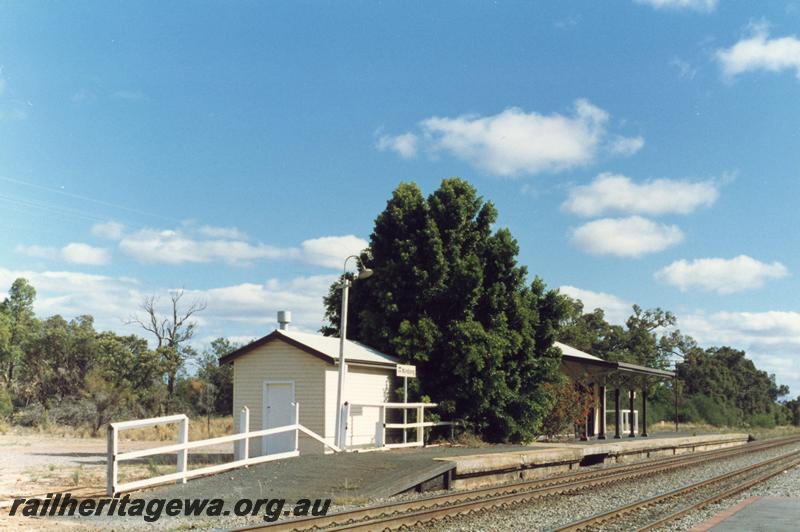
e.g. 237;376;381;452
396;364;417;378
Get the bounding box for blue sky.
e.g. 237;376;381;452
2;1;800;391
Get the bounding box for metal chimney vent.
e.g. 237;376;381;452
277;310;291;330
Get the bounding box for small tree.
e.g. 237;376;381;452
83;368;134;436
0;278;38;389
128;290;206;398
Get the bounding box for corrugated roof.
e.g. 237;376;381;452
219;328;399;367
555;341;676;379
554;341;605;362
276;329;399;366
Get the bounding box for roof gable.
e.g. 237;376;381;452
219;329;399;368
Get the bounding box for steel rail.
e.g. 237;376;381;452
554;449;800;532
234;435;800;532
638;456;800;531
324;448;800;532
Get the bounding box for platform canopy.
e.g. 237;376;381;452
555;341;675;381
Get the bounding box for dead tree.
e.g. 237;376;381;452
127;290;206;397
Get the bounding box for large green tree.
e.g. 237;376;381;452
322;179;564;442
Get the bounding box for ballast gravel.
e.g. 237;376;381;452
425;443;800;532
658;462;800;531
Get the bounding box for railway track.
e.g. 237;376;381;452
234;435;800;532
555;447;800;531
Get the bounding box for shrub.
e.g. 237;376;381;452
683;394;739;427
13;402;46;427
538;378;594;439
749;413;776;429
0;388;12;419
48;399;97;428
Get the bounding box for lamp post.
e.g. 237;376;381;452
335;254;374;449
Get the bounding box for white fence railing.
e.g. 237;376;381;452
605;409;639;434
341;402;456;450
106;404;339;496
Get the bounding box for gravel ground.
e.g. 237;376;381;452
425;443;800;531
7;439;792;531
659;462;800;531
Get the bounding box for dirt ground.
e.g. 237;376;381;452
0;431;231;530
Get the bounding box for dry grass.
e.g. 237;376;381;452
117;416;233;442
4;416;233;441
650;420;800;440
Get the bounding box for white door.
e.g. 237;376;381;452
262;381;295;455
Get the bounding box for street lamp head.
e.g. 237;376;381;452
357;268;374;280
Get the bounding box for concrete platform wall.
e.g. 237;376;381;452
438;433;750;490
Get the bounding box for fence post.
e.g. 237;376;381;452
377;405;386;447
294;402;300;452
236;407;250;462
342;402;350;450
177;416;188;484
106;423;117;496
416;405;424;446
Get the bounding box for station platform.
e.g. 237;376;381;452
436;433;749;489
689;496;800;531
141;432;749;504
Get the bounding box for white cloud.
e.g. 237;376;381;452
119;228;289;265
608;135;645;156
376;132;418;158
380;99;640;177
716;28;800;79
635;0;717;12
0;268;143;333
16;242;111;265
91;221;125;240
183;275;337;332
656;255;789;294
298;235;370;269
61;243;111;265
571;216;684;257
198;225;248;240
681;310;800;393
0;267;338;340
118;227;367;269
559;285;632;324
562;172;719;217
15;244;59;260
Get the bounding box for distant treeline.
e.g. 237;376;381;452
0;272;797;437
0;278;233;434
559;299;794;429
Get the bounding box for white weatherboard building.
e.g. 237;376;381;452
220;313;399;455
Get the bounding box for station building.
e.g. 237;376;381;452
222;313;675;455
219;313;398;455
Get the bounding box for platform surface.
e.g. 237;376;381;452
138;431;745;503
437;433;749;475
691;496;800;531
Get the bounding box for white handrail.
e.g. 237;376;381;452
115;424;303;461
107;404;338;496
342;402;452;451
110;414;188;430
348;402;438;408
